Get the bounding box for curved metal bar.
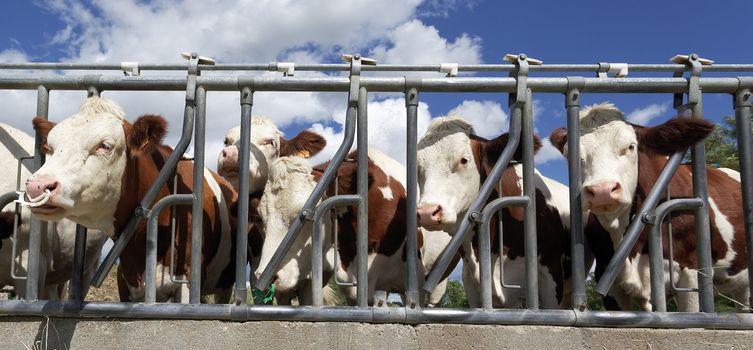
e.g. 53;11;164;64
647;198;704;312
478;196;529;309
144;194;194;303
311;195;360;306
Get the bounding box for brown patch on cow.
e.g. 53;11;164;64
125;115;168;158
31;117;57;154
548;127;567;154
470;133;542;177
634;118;714;155
280;130;327;158
0;211;15;249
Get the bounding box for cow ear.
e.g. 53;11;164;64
0;211;14;243
483;132;542;164
636;117;714;155
128;114;168;157
32;116;57;151
280;130;327;158
548;127;568;154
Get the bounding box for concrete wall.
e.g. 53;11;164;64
1;317;752;349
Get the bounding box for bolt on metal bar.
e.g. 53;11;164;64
565;80;587;309
311;195;360;306
404;83;421;309
254;55;364;291
189;86;207;304
478;197;530;309
92;55;200;287
25;85;49;300
356;85;369;308
647;198;705;312
423;88;523;293
594;150;687;296
145;194;194;303
234;85;254;305
734;83;753;310
70;225;88;302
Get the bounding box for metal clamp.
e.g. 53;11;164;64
121;61;140;76
342;54;376;107
672;53;711;111
439;63;459;77
597;62;628;78
505;53;540;107
277;62;295;76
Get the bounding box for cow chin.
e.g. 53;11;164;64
586;201;630;216
275;268;301;293
30;205;66;221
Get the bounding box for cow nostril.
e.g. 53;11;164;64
46;181;59;193
611;182;621;193
221;149;227;158
431;205;442;217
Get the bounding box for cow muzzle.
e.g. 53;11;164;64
24;176;63;215
583;180;624;213
417;204;454;228
217;146;240;176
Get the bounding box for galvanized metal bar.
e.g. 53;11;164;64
2;76;753;94
647;198;705;312
734;85;753;310
565;80;587;309
70;225;88;302
234;86;254;305
478;197;530;309
25;85;49;300
356;86;369;308
311;195;360;306
254;56;363;291
683;54;715;312
145;194;194;303
92;56;200;288
594;151;687;296
520;87;538;310
404;84;421;309
189;86;207;304
423;92;523;292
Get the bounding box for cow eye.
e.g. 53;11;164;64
262;138;274;146
628;144;636;151
97;141;113;152
460;157;469;165
224;137;232;147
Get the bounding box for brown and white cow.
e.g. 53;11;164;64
416;116;578;309
24;97;237;303
255;149;451;306
549;102;749;312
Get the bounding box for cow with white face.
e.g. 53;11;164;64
417;116;579;309
26;97;238;303
217;117;327;194
549;102;750;311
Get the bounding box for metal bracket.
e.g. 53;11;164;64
181;52;215;103
735;79;753;109
121;61;140;76
277;62;295;76
596;62;628;78
671;53;711;111
439;63;459;77
505;53;540;107
566;77;585;108
342;54;376;108
135;206;151;218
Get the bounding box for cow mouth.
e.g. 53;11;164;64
587;203;625;215
30;204;63;215
219;167;240;177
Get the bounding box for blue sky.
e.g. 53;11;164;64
2;0;751;283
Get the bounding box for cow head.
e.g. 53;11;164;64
254;156;322;292
549;102;714;217
26;97;167;233
416;116;538;231
217;117;326;194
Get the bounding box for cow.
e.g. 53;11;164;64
24;97;237;303
416;115;578;309
0;121;107;300
255;150;452;306
549;102;750;312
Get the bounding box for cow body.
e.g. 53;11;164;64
256;150;451;306
26;97;236;303
0;122;107;300
416;116;578;309
549;102;750;311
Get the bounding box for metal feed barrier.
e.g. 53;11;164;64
0;53;752;329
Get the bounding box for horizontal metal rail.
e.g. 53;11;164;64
1;76;753;93
0;300;751;329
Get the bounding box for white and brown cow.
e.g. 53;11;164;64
416;116;578;309
255;149;451;306
25;97;237;303
549;102;750;312
0;122;107;300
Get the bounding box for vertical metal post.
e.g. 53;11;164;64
356;86;369;308
648;221;667;312
684;54;714;312
70;225;88;302
478;207;493;309
520;88;538;310
26;85;49;300
235;86;254;305
404;84;421;309
189;86;207;304
734;85;753;309
566;80;587;309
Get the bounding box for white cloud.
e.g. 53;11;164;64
370;19;482;65
446;100;507;139
535;137;564;165
625;102;671;125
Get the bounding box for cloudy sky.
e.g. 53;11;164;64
2;0;752;184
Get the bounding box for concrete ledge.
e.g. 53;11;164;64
1;317;752;349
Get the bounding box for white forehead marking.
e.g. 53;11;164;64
225;116;283;145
